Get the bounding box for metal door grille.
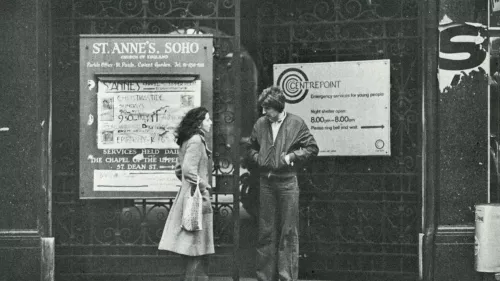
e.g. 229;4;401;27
51;1;241;280
256;1;421;280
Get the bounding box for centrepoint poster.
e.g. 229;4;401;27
274;60;391;156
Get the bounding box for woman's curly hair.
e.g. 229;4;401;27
175;106;209;146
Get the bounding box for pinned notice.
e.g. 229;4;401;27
96;80;201;149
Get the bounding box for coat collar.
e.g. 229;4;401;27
266;111;287;124
198;133;212;158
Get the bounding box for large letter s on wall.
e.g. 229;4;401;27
439;25;487;71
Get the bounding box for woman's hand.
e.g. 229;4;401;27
204;187;212;198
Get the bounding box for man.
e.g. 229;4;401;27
248;86;319;281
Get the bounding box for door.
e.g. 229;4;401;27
51;1;243;280
256;1;422;280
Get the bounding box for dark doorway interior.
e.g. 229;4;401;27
51;0;421;280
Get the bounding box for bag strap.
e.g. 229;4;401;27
192;175;201;196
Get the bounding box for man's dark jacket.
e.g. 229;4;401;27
248;112;319;176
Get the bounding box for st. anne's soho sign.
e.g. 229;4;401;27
79;35;213;199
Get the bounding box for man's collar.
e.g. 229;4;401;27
276;111;286;123
266;111;286;123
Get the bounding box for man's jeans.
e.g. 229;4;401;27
256;174;299;281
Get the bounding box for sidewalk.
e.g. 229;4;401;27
211;279;322;281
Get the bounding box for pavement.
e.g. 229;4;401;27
210;279;323;281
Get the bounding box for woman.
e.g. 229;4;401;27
159;107;214;281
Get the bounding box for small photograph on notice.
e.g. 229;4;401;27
181;95;194;107
101;131;114;144
100;98;114;121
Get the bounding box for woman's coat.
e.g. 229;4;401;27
158;133;214;256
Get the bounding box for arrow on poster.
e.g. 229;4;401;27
361;125;385;129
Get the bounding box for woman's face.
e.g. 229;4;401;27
200;112;212;133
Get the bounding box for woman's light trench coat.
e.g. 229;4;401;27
158;133;214;256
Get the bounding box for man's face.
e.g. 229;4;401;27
262;106;280;122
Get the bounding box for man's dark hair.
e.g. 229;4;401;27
258;86;285;113
175;106;209;146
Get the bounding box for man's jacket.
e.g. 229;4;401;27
248;112;319;176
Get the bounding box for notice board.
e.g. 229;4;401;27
80;35;213;199
273;60;390;156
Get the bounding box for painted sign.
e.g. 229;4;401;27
80;35;213;199
273;60;391;156
493;0;500;13
438;21;488;91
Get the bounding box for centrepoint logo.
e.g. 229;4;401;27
276;68;309;104
277;68;341;104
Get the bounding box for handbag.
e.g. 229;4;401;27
181;176;203;231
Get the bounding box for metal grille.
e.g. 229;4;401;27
256;0;421;280
52;0;241;280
